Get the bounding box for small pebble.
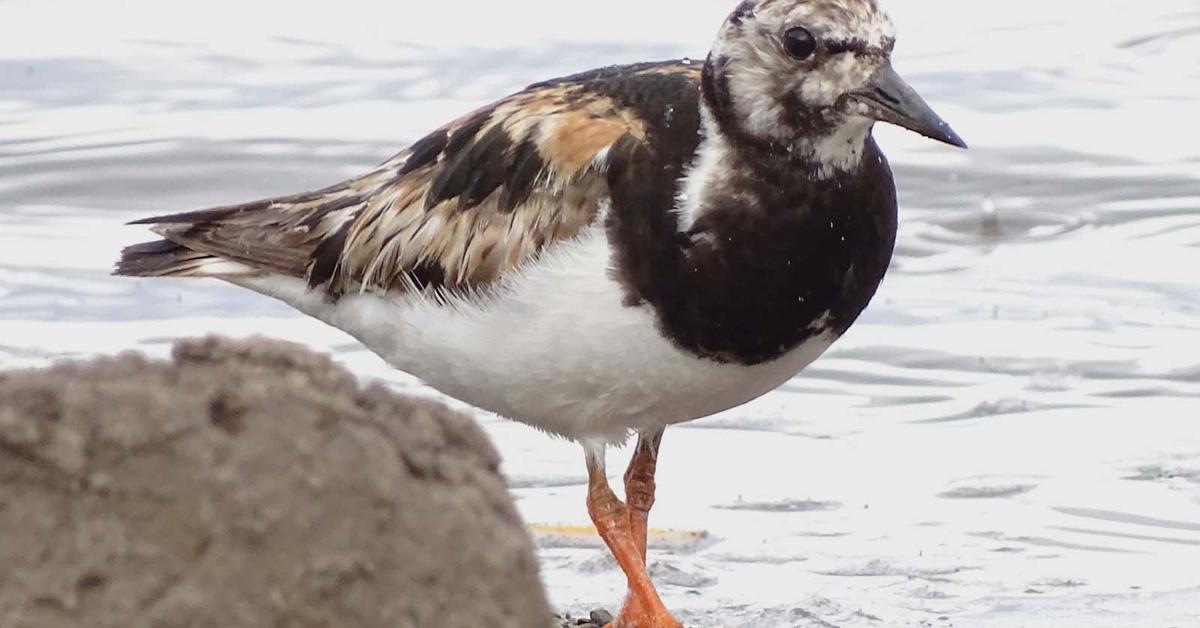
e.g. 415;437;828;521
555;609;614;628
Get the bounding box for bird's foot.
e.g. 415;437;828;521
586;432;679;628
606;596;683;628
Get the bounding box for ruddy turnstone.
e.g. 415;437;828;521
117;0;964;625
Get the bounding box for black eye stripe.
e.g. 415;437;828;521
826;38;896;57
825;39;870;55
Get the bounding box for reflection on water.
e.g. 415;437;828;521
2;0;1198;625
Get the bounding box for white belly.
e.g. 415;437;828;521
237;227;837;443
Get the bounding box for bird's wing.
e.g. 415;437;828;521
119;61;703;299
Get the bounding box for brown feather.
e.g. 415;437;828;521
116;62;704;300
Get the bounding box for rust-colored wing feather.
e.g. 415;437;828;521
117;62;701;298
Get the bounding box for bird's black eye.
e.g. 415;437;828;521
783;27;817;60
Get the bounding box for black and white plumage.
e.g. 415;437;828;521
117;1;963;625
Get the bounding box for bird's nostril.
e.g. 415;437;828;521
873;87;899;105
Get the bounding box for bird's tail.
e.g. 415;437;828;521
113;191;334;281
114;164;385;285
114;201;276;279
114;238;257;278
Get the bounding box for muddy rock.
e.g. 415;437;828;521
0;336;552;628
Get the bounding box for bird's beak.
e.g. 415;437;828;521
850;63;967;149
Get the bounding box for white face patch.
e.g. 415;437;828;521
708;0;897;176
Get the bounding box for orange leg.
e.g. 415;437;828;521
585;436;679;628
624;430;664;561
612;430;666;625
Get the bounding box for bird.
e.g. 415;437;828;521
115;1;964;626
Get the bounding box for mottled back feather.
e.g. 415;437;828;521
118;61;703;300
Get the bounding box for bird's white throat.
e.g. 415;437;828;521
678;107;873;228
802;116;874;176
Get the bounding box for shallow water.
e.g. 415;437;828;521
2;0;1199;626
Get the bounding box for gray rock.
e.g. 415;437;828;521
0;336;550;628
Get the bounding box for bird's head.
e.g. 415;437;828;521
702;0;965;173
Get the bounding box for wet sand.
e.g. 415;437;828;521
2;0;1198;625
